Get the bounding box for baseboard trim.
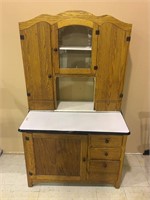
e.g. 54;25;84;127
125;152;142;155
2;152;24;154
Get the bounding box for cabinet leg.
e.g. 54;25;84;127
27;175;33;187
28;180;33;187
114;180;121;189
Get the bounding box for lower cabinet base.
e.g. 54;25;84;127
27;175;121;189
22;132;127;189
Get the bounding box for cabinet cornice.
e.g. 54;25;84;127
19;10;132;31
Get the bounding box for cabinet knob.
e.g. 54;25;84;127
53;48;58;52
48;74;52;79
82;157;86;162
103;163;107;168
105;152;108;156
105;138;110;144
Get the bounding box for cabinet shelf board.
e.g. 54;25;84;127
59;46;92;51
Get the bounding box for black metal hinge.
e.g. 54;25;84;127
29;171;33;176
119;93;124;98
27;92;31;97
96;30;100;35
25;136;30;141
126;36;131;42
94;66;98;70
20;35;25;40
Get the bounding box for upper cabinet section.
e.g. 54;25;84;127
19;11;132;111
19;11;132;76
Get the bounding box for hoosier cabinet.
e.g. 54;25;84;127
18;11;132;188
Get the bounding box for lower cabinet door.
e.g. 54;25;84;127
28;133;87;182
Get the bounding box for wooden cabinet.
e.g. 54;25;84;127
19;11;132;111
19;111;129;188
22;132;127;188
19;11;132;188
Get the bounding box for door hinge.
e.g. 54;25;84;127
20;35;25;40
96;30;100;35
126;36;131;42
25;136;30;141
119;93;123;98
94;66;98;70
29;171;33;176
27;92;31;97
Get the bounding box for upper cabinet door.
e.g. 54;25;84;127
20;22;55;110
52;19;98;75
95;23;131;111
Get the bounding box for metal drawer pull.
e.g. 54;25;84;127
82;157;86;162
103;163;107;168
105;138;110;143
105;152;108;156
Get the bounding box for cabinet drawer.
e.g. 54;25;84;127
88;160;120;174
89;135;123;147
89;148;121;160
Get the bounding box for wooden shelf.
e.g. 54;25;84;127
55;101;94;112
59;46;92;51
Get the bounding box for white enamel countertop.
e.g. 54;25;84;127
19;111;129;135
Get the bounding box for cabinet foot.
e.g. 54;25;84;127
114;182;120;189
28;180;33;187
27;176;33;187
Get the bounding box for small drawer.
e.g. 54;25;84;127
89;148;121;160
89;135;123;147
88;160;120;174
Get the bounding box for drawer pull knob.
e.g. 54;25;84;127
48;74;52;79
82;157;86;162
103;163;107;168
105;152;108;156
54;48;58;52
105;139;110;143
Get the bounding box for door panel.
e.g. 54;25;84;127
33;134;87;181
52;20;98;75
20;22;54;109
95;23;131;111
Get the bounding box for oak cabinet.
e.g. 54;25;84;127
19;11;132;188
22;132;127;188
19;111;129;188
19;11;132;111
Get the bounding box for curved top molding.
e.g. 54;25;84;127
19;10;132;31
